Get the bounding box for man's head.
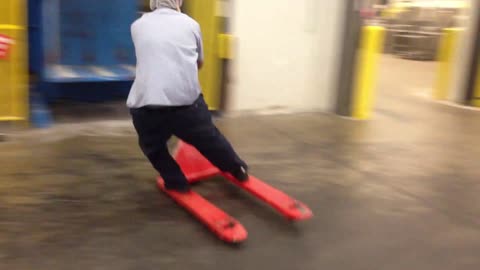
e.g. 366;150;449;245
150;0;183;12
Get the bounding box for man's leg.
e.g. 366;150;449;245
131;108;190;191
171;96;248;180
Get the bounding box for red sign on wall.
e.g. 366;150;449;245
0;35;14;60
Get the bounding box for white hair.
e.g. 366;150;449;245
150;0;183;11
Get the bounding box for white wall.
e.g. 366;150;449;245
227;0;345;113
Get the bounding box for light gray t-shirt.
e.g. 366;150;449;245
127;8;203;108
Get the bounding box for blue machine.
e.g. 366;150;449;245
28;0;138;126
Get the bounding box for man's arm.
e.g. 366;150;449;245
194;23;204;69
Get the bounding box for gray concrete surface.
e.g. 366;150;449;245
1;56;480;269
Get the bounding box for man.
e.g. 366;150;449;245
128;0;248;193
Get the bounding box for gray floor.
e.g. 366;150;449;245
1;56;480;269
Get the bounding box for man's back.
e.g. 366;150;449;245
127;8;203;108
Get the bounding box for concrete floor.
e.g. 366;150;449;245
1;56;480;269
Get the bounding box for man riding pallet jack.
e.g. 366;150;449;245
127;0;249;193
127;0;311;243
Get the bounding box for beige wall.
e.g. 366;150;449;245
227;0;345;113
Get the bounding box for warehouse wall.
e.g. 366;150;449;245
227;0;345;113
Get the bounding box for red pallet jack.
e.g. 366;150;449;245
157;141;313;243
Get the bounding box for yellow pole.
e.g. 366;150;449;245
0;0;29;123
183;0;222;110
351;26;385;120
472;60;480;107
433;28;462;100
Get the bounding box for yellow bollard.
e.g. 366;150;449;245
472;60;480;107
433;28;463;100
351;26;385;120
183;0;223;110
0;0;29;123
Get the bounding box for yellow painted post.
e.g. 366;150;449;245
0;0;29;122
351;26;385;120
183;0;223;110
472;60;480;107
218;34;234;60
433;28;462;100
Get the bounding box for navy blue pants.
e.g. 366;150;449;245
130;95;246;189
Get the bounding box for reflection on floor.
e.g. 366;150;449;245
2;107;480;269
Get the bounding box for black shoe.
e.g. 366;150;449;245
165;184;191;194
231;166;249;182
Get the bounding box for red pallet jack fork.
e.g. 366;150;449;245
157;141;313;243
